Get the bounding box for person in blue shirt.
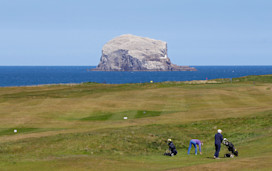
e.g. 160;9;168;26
214;129;223;159
187;139;203;155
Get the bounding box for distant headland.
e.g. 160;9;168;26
92;34;196;71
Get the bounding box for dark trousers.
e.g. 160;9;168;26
214;144;221;158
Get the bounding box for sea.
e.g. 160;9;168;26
0;66;272;87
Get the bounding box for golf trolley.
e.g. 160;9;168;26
222;138;238;158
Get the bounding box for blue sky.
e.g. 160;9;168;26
0;0;271;66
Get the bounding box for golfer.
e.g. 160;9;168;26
164;139;177;156
187;139;203;155
214;129;223;159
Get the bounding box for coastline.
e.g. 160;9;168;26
0;75;269;88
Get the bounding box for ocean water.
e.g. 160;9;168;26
0;66;272;87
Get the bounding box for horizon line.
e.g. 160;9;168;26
0;65;272;67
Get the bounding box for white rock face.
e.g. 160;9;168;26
93;34;196;71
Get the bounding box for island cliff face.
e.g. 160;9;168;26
92;34;196;71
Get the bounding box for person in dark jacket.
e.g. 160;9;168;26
164;139;178;156
214;129;223;159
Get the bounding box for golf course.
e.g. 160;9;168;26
0;75;272;171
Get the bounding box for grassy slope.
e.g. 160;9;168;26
0;75;272;170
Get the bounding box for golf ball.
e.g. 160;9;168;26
123;117;128;120
14;129;17;133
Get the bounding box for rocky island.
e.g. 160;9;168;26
92;34;196;71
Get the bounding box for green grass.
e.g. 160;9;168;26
79;110;177;121
0;128;63;136
135;110;162;118
233;74;272;83
1;111;270;156
0;75;272;170
0;128;39;136
81;113;113;121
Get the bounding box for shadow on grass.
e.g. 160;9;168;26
206;157;215;159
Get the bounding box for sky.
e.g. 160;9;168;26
0;0;271;66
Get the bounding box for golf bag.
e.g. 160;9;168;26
222;138;238;157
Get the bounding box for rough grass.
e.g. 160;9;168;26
0;75;272;170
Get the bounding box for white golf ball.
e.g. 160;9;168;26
123;117;128;120
14;129;17;133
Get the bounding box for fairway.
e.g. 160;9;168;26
0;75;272;170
